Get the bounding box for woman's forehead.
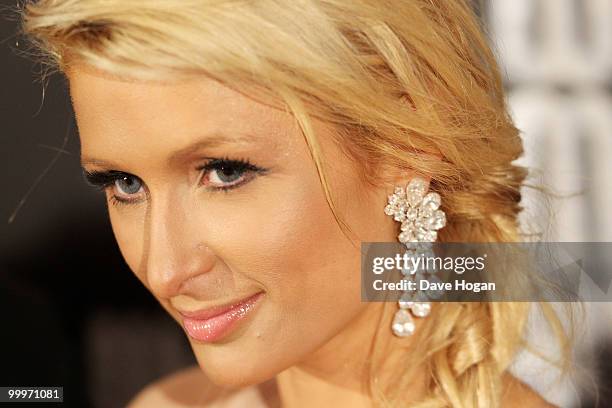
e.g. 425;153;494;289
69;68;297;148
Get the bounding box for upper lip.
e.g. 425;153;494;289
176;292;264;320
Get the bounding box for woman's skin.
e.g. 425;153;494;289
68;66;554;407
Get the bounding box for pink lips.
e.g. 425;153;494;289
179;292;264;343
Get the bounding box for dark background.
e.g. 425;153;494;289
0;2;195;407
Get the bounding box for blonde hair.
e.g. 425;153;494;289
21;0;573;406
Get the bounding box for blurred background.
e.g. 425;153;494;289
1;0;611;407
484;1;612;407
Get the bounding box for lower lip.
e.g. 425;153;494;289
181;293;264;343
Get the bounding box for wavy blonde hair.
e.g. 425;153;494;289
21;0;573;406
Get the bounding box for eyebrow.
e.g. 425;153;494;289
80;132;261;169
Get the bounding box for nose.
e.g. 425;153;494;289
143;193;216;299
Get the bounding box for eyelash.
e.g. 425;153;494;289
197;157;264;192
108;194;131;208
83;157;266;207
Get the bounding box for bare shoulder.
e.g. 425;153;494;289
501;373;558;408
126;365;274;408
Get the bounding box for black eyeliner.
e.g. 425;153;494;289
197;157;265;173
196;157;268;193
83;169;131;189
82;157;267;203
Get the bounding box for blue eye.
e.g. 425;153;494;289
82;157;266;207
200;158;264;190
115;175;143;195
83;170;145;205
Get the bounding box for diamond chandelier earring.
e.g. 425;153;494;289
384;177;446;337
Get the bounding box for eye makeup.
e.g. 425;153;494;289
83;169;145;205
196;157;268;192
82;157;269;206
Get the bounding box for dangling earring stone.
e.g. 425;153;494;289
391;309;416;337
384;177;446;337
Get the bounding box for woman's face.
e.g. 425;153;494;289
70;67;397;386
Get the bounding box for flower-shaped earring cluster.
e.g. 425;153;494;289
384;177;447;337
384;177;446;244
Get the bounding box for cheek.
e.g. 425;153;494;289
188;179;367;379
201;176;379;349
107;206;147;286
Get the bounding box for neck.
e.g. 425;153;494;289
275;302;428;407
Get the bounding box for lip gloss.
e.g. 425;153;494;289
180;292;264;343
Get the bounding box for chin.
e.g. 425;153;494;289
188;340;281;388
182;308;282;386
